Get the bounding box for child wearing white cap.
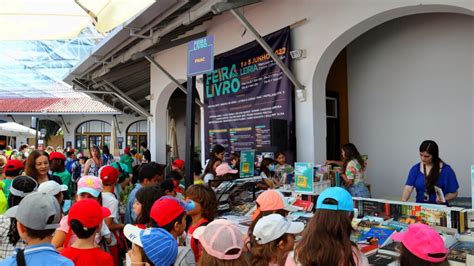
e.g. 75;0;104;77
38;180;68;206
250;214;304;266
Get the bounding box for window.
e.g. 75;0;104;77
75;120;111;150
126;120;147;150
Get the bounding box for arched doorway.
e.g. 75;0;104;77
37;119;64;148
152;80;203;164
315;7;473;198
75;120;111;150
126;120;147;150
313;5;473;162
166;86;201;162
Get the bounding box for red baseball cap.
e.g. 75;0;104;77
99;166;120;185
68;199;111;228
49;152;66;161
150;197;185;227
172;159;185;170
4;160;24;171
124;147;130;154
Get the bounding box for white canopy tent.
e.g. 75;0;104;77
0;0;154;40
0;122;36;138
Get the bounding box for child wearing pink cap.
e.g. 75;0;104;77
52;175;112;251
192;219;250;265
392;223;449;266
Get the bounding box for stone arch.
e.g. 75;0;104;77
311;4;473;160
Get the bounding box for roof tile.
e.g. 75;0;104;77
0;98;118;114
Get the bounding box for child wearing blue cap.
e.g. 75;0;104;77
294;187;368;266
124;225;178;266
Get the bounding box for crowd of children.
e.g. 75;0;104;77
0;144;454;266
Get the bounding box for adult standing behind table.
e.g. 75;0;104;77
402;140;459;204
84;145;103;177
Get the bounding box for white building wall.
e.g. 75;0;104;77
346;13;474;198
0;114;142;152
149;1;473;195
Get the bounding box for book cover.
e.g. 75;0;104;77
384;220;409;232
434;186;446;203
292;199;314;212
367;252;398;266
358;226;396;247
358;243;378;256
294;162;314;193
378;242;400;256
239;150;255;178
448;241;474;263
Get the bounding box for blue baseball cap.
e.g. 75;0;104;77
316;187;354;212
124;225;178;265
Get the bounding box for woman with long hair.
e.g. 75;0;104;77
202;158;222;185
84;145;103;176
0;175;38;259
294;187;368;265
402;140;459;204
341;143;370;197
24;150;62;184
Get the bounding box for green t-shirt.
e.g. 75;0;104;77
1;179;12;199
0;182;7;214
53;170;72;198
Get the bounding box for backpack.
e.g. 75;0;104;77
65;158;75;173
72;161;82;182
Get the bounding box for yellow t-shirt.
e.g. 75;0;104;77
194;179;204;185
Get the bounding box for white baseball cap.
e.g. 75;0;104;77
38;181;68;196
252;214;304;245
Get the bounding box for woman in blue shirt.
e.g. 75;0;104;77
402;140;459;204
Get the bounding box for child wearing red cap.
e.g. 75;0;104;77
60;199;113;266
1;159;24;199
149;196;196;265
185;185;218;262
49;152;72;199
100;166;125;266
392;223;449;266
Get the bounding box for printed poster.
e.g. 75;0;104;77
294;162;314;193
203;27;293;160
240;150;255;178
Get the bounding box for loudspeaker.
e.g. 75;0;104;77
270;119;288;151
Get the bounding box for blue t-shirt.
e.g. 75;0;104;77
124;183;142;224
0;243;73;266
405;162;459;204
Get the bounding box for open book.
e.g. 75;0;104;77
434;186;446;203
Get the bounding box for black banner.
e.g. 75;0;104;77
204;27;293;160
